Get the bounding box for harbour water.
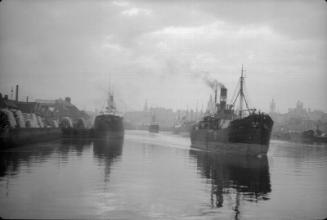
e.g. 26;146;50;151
0;130;326;219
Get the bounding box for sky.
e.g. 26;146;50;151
0;0;326;113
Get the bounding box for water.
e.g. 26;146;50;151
0;130;326;219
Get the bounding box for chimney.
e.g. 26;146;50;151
65;97;71;104
15;84;19;102
10;87;13;99
214;87;217;104
220;87;227;110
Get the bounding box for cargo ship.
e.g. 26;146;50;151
190;66;273;155
93;89;124;139
148;114;159;133
61;90;124;140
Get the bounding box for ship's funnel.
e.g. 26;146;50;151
220;87;227;110
214;88;217;104
15;84;19;102
220;87;227;100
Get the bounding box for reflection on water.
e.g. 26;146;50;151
0;143;56;178
0;132;326;219
190;150;270;219
191;151;271;202
93;139;123;182
60;138;92;156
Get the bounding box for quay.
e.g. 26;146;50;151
0;85;93;149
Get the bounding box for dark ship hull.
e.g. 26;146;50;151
191;114;273;155
148;124;159;133
93;114;124;139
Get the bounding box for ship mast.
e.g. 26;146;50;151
231;65;251;118
106;74;116;113
239;65;244;117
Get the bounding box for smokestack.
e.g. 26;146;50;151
26;96;29;103
220;87;227;110
15;84;19;102
214;87;217;104
220;87;227;100
65;97;71;104
10;87;13;99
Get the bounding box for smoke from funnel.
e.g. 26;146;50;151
203;76;225;90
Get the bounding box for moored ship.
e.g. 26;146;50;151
190;66;273;156
93;89;124;139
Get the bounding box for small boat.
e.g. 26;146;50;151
302;127;327;143
148;113;159;133
190;66;273;156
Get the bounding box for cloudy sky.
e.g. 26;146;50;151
0;0;326;113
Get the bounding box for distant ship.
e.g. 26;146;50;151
93;89;124;139
302;128;327;143
148;113;159;133
190;66;273;156
278;126;327;144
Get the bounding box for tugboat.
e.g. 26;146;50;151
148;113;159;133
190;66;273;156
93;89;124;139
301;125;327;143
